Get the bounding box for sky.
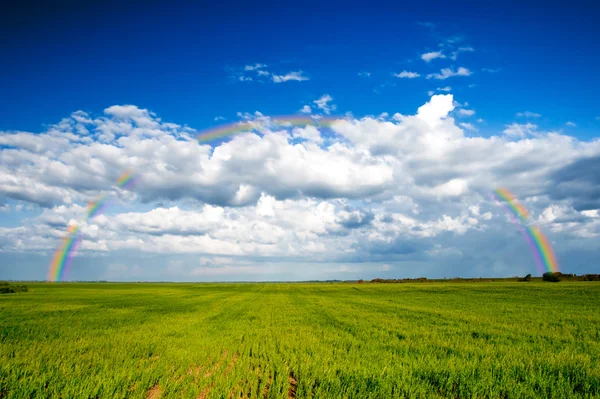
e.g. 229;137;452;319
1;0;599;281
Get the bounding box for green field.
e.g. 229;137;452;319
1;282;599;398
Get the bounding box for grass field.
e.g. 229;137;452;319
1;282;599;398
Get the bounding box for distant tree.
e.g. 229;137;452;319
0;283;28;294
584;274;600;281
518;274;533;282
543;272;561;282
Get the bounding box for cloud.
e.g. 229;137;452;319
358;72;371;78
3;95;600;280
421;51;446;62
313;94;336;114
244;63;267;71
393;71;421;79
299;105;311;114
427;67;472;80
549;155;600;211
272;71;309;83
458;109;475;117
233;64;308;84
565;121;577;127
582;210;599;218
516;111;541;118
459;122;477;131
482;68;501;73
429;86;452;96
214;116;226;121
502;123;537;138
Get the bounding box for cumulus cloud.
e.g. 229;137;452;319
244;63;267;71
272;71;309;83
2;95;600;280
503;123;537;138
232;64;309;83
313;94;336;114
427;67;472;80
458;109;475;117
394;71;420;79
459;122;477;131
421;51;446;62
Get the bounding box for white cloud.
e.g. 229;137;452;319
272;71;309;83
433;179;469;197
299;105;312;114
516;111;541;118
313;94;336;114
358;72;371;78
421;51;446;62
214;116;226;121
458;109;475;117
239;76;252;82
244;63;267;71
566;121;577;127
427;67;472;80
582;210;599;218
3;96;600;280
459;122;477;131
503;123;537;138
482;68;501;73
393;71;420;79
437;86;452;92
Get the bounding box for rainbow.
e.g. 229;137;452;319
197;115;339;143
492;188;559;274
116;170;138;189
48;170;140;282
47;224;81;282
87;195;109;219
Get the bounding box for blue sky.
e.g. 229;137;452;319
1;1;599;281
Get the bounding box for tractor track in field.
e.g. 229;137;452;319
288;372;297;399
146;384;162;399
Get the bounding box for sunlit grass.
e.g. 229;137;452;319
1;282;599;398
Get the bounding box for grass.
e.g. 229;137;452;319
1;282;599;398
